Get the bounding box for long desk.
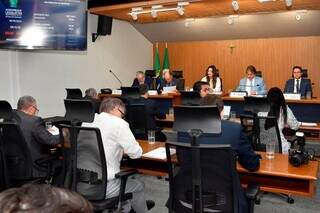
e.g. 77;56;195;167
99;93;320;122
123;140;319;197
222;96;320;122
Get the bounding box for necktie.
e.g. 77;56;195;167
296;79;300;93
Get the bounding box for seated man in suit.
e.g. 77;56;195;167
132;71;153;89
284;66;312;98
14;96;61;177
193;81;210;98
176;94;260;213
157;69;179;92
78;98;154;212
236;65;266;95
132;84;167;142
83;88;101;113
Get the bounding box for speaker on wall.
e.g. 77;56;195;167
92;15;113;42
98;15;113;35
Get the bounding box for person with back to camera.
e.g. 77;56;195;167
201;65;222;93
258;87;300;154
236;65;266;96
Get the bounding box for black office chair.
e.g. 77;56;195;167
60;99;137;212
243;97;270;114
172;70;183;79
66;88;83;99
145;69;156;78
166;142;259;213
125;103;148;136
100;88;112;94
180;91;201;106
255;71;262;77
301;69;308;78
121;87;140;100
0;101;55;189
176;78;185;91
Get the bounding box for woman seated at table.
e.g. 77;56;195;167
201;65;222;93
258;87;300;153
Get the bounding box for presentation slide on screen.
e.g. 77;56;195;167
0;0;87;50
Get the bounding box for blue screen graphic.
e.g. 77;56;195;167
0;0;87;50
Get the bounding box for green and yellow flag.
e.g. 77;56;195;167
154;43;161;77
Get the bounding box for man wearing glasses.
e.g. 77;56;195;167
78;98;154;213
284;66;312;98
14;95;60;177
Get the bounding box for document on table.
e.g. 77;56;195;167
301;122;318;127
142;147;176;160
163;86;176;93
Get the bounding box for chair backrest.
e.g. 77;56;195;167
76;126;107;201
64;99;95;124
66;88;83;99
253;115;282;153
145;69;156;78
0;101;33;184
125;103;148;134
301;69;308;78
100;88;112;94
244;97;270;113
172;70;183;79
121;87;140;99
176;78;185;91
173;106;221;135
180;91;201;106
255;71;262;77
166;142;238;213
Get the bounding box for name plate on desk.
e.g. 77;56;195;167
112;89;122;95
284;93;301;100
148;90;158;96
229;91;247;98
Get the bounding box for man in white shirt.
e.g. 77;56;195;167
79;98;151;212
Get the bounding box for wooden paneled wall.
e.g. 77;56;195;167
154;36;320;97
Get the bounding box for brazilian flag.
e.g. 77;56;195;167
154;43;161;77
162;43;170;70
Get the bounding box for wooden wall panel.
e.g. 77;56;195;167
155;36;320;97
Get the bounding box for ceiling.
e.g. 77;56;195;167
89;0;320;24
132;10;320;42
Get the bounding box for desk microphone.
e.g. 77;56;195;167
108;69;122;87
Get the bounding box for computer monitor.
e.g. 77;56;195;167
244;96;270;113
180;91;201;106
121;87;140;99
173;106;221;134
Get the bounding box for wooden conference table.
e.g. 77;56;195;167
123;140;319;197
99;93;320;122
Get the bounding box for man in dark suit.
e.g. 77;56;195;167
14;96;60;177
157;69;181;92
175;95;260;213
131;84;167;142
284;66;312;97
83;88;101;113
131;71;154;89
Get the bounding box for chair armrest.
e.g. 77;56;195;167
245;183;260;200
34;155;58;167
115;169;138;179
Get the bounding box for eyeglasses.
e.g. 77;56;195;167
117;108;125;117
32;105;39;113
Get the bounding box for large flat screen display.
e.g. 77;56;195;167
0;0;87;50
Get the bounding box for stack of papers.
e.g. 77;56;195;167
163;86;176;93
142;147;176;160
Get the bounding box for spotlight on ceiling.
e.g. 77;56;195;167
184;18;195;27
232;0;239;12
285;0;293;7
227;15;239;25
177;6;185;16
130;7;143;20
151;9;157;18
295;10;307;21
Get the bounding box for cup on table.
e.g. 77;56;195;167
306;91;312;99
147;130;155;144
168;108;174;117
45;121;53;130
230;111;237;120
266;141;276;159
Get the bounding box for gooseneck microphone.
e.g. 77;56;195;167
108;69;123;87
